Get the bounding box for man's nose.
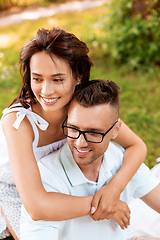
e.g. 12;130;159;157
75;133;88;148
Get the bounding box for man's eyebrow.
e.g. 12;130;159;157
67;122;104;132
67;123;80;129
31;72;66;77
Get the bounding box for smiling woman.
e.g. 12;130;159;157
30;52;78;115
0;27;93;239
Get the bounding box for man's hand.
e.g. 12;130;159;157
90;184;121;221
111;200;130;229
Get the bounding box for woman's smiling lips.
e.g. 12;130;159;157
41;96;60;105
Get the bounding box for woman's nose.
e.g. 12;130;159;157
41;80;55;95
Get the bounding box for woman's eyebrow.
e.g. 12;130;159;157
31;72;42;76
31;72;66;77
51;73;66;77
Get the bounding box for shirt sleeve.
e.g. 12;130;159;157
133;163;160;199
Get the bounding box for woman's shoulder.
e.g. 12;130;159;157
1;105;33;133
2;102;48;134
3;103;31;114
2;103;35;132
2;103;29;124
1;104;35;148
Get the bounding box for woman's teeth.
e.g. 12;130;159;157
43;97;58;103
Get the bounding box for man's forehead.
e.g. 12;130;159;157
68;100;110;113
68;101;113;130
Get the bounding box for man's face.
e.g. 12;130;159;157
67;100;119;169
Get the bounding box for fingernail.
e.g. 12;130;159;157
91;207;96;214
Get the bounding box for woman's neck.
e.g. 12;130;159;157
31;102;68;146
31;102;69;125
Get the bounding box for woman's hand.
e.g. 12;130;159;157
90;183;121;220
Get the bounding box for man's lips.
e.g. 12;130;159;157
75;147;91;156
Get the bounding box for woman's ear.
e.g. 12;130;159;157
76;77;81;85
112;119;122;139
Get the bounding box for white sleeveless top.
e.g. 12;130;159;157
0;103;66;168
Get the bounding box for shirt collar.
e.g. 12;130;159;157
60;143;90;186
102;142;124;181
60;142;121;187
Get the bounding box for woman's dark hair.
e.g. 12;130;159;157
11;27;93;108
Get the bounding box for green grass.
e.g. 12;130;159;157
0;5;160;168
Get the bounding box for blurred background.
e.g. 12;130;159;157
0;0;160;169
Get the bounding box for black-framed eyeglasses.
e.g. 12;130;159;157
62;119;118;143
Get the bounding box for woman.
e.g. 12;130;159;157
0;27;147;239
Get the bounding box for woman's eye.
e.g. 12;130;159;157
53;78;64;82
33;77;42;82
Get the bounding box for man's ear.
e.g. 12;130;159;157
112;119;122;139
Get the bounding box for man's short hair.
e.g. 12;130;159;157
72;79;120;112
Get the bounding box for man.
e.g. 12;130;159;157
20;79;160;240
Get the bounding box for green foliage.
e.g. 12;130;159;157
0;0;64;10
0;5;160;168
93;0;160;71
0;0;10;10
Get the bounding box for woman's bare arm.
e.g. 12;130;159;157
2;113;92;221
111;120;147;191
91;120;147;220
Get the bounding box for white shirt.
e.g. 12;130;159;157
20;142;159;240
128;162;160;238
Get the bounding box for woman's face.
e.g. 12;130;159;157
30;51;79;112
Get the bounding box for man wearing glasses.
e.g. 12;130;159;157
20;79;160;240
